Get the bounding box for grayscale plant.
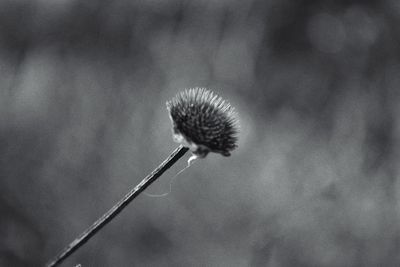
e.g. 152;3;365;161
46;88;239;267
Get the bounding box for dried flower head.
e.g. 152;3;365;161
167;88;239;158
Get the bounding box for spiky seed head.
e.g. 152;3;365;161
166;87;239;158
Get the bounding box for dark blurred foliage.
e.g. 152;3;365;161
1;0;400;266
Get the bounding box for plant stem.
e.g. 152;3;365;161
46;145;189;267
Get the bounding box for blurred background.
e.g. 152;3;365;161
1;0;400;266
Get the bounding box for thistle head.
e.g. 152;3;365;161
166;87;239;159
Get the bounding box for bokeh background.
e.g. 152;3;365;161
1;0;400;266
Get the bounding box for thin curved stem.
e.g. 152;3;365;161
46;145;189;267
